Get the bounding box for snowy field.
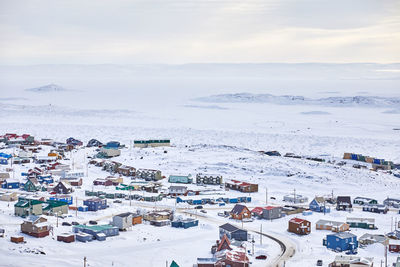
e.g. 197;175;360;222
0;63;399;267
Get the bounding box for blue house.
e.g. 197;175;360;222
324;232;358;253
73;224;119;240
75;232;93;242
78;206;89;212
1;180;20;189
83;198;107;211
49;195;73;205
104;141;120;149
309;197;330;213
219;223;248;241
0;153;12;159
171;218;199;229
37;174;53;184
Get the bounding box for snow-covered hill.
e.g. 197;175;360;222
194;93;400;108
25;83;67;92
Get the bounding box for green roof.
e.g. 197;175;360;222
14;199;43;208
74;224;116;231
170;261;180;267
134;140;170;144
42;200;68;210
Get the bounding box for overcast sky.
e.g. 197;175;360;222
0;0;399;65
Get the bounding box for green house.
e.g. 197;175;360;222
346;217;375;229
353;197;378;205
168;175;193;184
23;179;41;192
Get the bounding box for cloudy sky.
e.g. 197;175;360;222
0;0;399;64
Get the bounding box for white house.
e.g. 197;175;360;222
112;212;133;230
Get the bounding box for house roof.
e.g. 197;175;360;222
230;204;248;215
224;248;249;263
337;196;351;203
316;219;346;227
217;234;232;252
74;224;117;232
329;232;356;239
289;218;308;224
115;212;132;218
346;217;375;223
313;197;325;204
220;223;240;232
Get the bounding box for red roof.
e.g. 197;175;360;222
289;218;307;224
251;207;264;215
225;249;249;263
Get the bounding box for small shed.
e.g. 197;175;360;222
57;233;75;243
75;232;93;242
11;236;24;243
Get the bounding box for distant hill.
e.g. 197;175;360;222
25;84;67;92
194;93;400;108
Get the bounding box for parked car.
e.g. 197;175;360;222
194;205;203;209
316;260;323;266
256;255;267;260
89;220;98;225
71;221;79;225
200;210;207;214
62;222;71;226
113;200;122;203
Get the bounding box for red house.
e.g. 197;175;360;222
211;234;232;254
389;240;400;253
288;217;311;235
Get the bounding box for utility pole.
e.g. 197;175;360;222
260;224;263;245
293;188;296;204
129;187;132;207
84;257;87;267
265;188;268;205
385;244;387;267
76;196;78;217
391;217;393;232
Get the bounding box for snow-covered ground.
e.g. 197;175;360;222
0;63;399;266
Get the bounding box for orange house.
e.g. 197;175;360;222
230;204;251;220
132;214;143;225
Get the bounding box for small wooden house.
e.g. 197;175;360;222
53;181;73;194
225;180;258;193
315;219;349;232
324;232;358;253
288;218;311;235
21;216;50;238
132;214;143;225
336;196;352;211
11;236;24;243
57;233;75;243
230;204;251;220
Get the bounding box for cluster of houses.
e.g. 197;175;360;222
343;152;399;171
196;223;250;267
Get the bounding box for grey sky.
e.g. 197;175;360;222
0;0;399;64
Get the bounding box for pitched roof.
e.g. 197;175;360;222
230;204;248;215
217;234;232;252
